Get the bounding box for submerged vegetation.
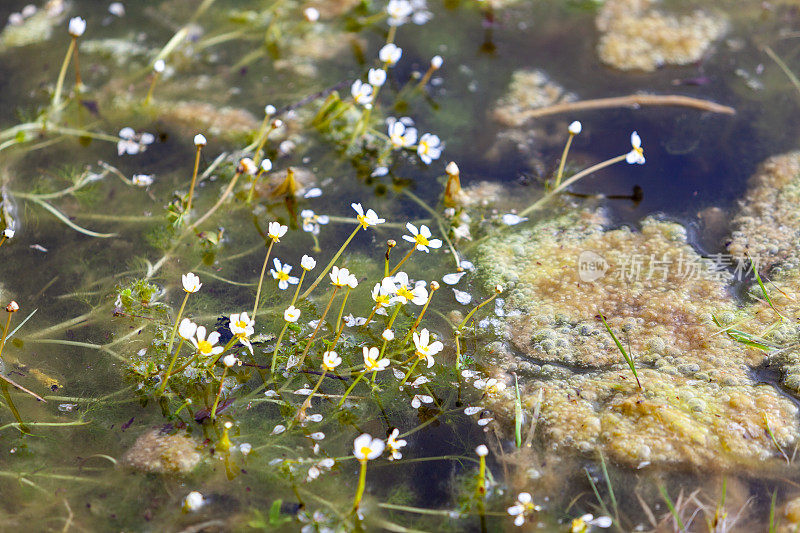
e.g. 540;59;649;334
2;0;800;531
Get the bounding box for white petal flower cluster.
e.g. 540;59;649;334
416;132;442;164
117;127;155;156
403;222;442;252
387;117;417;149
330;266;359;288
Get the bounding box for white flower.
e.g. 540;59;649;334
117;128;155;156
190;326;223;357
322;351;341;371
153;59;165;73
182;272;202;293
178;318;197;341
193;134;207;147
301;255;317;271
131;174;154;187
412;328;442;368
475;445;488;457
351;79;374;106
238;157;257;175
2;228;14;239
239;443;252;456
353;433;385;461
501;213;527;226
363;346;390;372
68;17;86;37
507;492;541;527
392;272;428;305
304;7;320;21
368;68;387;87
474;378;507;396
388;118;418;149
330;266;358;288
626;131;645;165
403;222;442;252
386;0;413;25
264;104;276;116
379;43;402;66
268;221;288;241
301;209;329;236
430;55;443;69
261;159;273;172
386;428;407;460
371;277;398;315
570;514;612;532
382;329;394;341
223;354;240;367
416;133;442;165
351;203;385;229
271;258;300;290
344;314;367;327
229;312;255;354
568;121;582;135
183;491;204;512
410;0;432;24
284;305;301;322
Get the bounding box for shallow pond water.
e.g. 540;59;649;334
2;0;800;531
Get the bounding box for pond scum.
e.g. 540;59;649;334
1;0;800;531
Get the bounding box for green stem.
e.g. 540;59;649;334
295;287;339;369
144;73;160;106
0;312;12;361
52;37;76;110
553;132;575;189
518;153;628;218
400;358;421;387
158;337;186;396
403;287;437;344
165;292;191;357
388;247;415;277
299;226;361;300
338;370;365;407
251;239;276;319
185;146;203;214
210;367;228;419
352;459;368;512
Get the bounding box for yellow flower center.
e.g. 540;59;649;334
414;234;429;247
235;320;247;329
197;340;213;354
357;214;368;228
360;446;372;457
277;271;289;281
397;286;414;301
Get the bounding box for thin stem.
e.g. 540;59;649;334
210;367;228;419
338;370;365;407
252;239;276;319
188;170;242;230
294;370;327;423
165;292;190;356
518;154;627;218
158;338;186;396
0;313;12;361
400;358;421;387
52;37;77;110
457;291;500;332
554;132;575;189
144;72;160;106
299;226;361;300
185;146;203;214
271;270;307;375
72;37;82;89
352;459;368;512
333;287;353;339
0;236;7;249
388;247;415;277
477;455;486;495
403;285;438;344
295;287;339;369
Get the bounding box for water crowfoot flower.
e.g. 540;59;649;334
379;43;402;66
412;328;442;368
403;223;442;252
363;346;390;372
301;209;329;236
626;131;645;164
182;272;202;293
229;312;255;354
351;203;385;229
301;255;317;271
284;305;301;322
392;272;428;305
416;133;442;165
569;514;612;532
117;128;155;156
352;434;386;511
507;492;541;527
386;0;413;26
321;351;342;372
368;68;387;87
190;326;223;358
268;221;288;242
253;222;288;319
270;258;300;290
351;79;374;107
386;429;407;460
387;117;418;149
182;491;204;512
